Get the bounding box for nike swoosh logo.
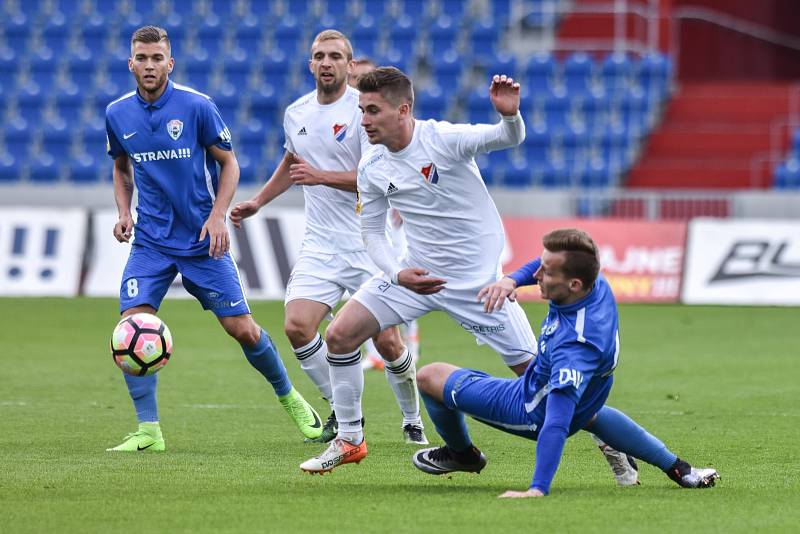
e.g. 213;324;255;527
309;410;322;429
230;299;244;307
137;443;154;450
123;132;137;139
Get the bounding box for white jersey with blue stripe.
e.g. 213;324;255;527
105;80;233;256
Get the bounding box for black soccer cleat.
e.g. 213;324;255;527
412;445;487;475
403;424;429;445
666;458;720;488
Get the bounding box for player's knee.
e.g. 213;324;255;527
416;364;445;397
374;329;404;361
284;315;316;347
224;317;261;347
324;322;356;354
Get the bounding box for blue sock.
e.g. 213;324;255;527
242;330;292;397
124;373;158;423
421;391;471;452
590;406;677;470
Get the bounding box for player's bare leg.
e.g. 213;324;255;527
218;314;322;440
374;326;427;444
300;299;378;473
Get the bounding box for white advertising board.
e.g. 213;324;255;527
682;218;800;305
84;208;306;300
0;207;87;296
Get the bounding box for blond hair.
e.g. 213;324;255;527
310;29;353;60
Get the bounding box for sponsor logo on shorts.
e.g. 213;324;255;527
460;322;506;334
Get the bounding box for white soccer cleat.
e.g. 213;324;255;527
597;444;640;486
300;438;368;474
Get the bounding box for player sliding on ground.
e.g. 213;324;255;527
104;26;322;452
300;68;636;483
230;31;426;444
412;228;719;496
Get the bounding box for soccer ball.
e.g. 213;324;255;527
110;313;173;376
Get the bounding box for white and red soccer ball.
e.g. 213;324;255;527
110;313;173;376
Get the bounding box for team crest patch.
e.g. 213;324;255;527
167;119;183;141
333;123;347;142
421;162;439;184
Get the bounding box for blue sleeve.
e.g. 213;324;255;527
200;99;233;150
105;116;124;159
530;389;577;494
547;341;599;404
508;257;541;287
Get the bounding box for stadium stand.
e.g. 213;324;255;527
0;0;673;188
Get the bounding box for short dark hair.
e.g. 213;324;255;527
543;228;600;289
357;66;414;108
131;25;170;55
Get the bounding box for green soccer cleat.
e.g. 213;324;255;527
279;388;323;440
305;411;338;443
106;422;165;452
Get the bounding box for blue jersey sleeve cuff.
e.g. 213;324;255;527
508;257;541;287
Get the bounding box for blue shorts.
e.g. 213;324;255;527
120;245;250;317
443;368;541;440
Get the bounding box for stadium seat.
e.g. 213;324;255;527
562;125;590;162
222;53;252;89
260;53;291;92
29;53;59;89
578;159;612;188
523;126;551;164
69;153;100;183
3;17;31;55
55;90;83;124
492;0;512;24
428;15;459;55
400;0;428;19
470;20;500;62
483;52;517;78
29;155;60;183
235;19;264;54
638;52;672;96
184;54;215;92
78;16;108;52
360;0;387;20
42;123;72;161
0;154;22;182
213;90;239;127
352;17;381;58
431;50;463;91
42;17;70;52
81;122;107;156
524;52;557;96
4;121;33;160
774;158;800;189
503;159;534;187
67;54;96;84
388;16;418;59
467;89;496;124
601;52;633;94
0;53;20;88
792;128;800;154
374;50;409;76
16;86;46;124
540;158;570;187
563;52;594;95
325;0;354;20
440;0;466;20
197;20;225;56
274;17;303;57
249;87;281;126
416;88;448;121
543;89;571;130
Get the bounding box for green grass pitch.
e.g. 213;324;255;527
1;298;798;533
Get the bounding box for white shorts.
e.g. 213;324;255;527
352;274;537;367
284;250;376;309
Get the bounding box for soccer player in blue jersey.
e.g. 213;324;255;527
103;26;322;452
412;228;719;496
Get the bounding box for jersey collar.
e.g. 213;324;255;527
136;79;175;109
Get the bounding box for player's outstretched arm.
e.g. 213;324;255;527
202;145;238;258
112;153;134;243
289;154;358;192
230;151;294;228
489;74;521;117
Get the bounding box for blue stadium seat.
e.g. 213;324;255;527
213;90;239;127
578;159;612;188
492;0;512;24
42;17;70;52
0;52;20;87
222;53;252;89
261;53;291;92
78;16;108;52
42;123;72;161
235;20;264;53
774;158;800;189
81;122;107;155
361;0;388;20
29;155;60;183
55;90;83;124
0;154;22;182
238;120;269;163
67;54;96;83
375;49;409;75
601;52;633;94
475;154;494;185
793;129;800;154
388;16;418;59
16;86;46;124
274;17;302;57
431;50;463;90
429;15;459;55
69;153;100;183
400;0;428;19
523;126;550;164
352;17;380;58
540;158;570;187
249;87;281;126
29;53;59;89
563;52;594;95
108;61;133;93
197;20;225;56
440;0;466;20
484;52;517;78
524;53;556;96
543;90;571;130
184;55;215;92
4;121;33;160
416;88;447;121
503;160;533;187
562;125;590;162
467;89;495;124
3;17;31;55
470;20;500;62
638;52;672;96
325;0;353;19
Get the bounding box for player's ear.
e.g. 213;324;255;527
168;57;174;73
308;59;314;75
128;57;133;73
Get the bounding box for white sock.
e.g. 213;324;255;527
363;338;380;360
293;334;333;407
383;347;422;427
327;349;364;443
402;321;420;362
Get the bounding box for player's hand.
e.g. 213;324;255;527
498;488;545;499
230;199;260;228
489;74;521;117
477;276;518;313
289;154;325;186
199;213;229;259
397;268;447;295
113;213;134;243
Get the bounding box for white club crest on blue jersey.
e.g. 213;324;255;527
167;119;183;141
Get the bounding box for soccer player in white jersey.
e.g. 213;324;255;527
300;68;641;481
348;58;421;372
230;31;426;444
